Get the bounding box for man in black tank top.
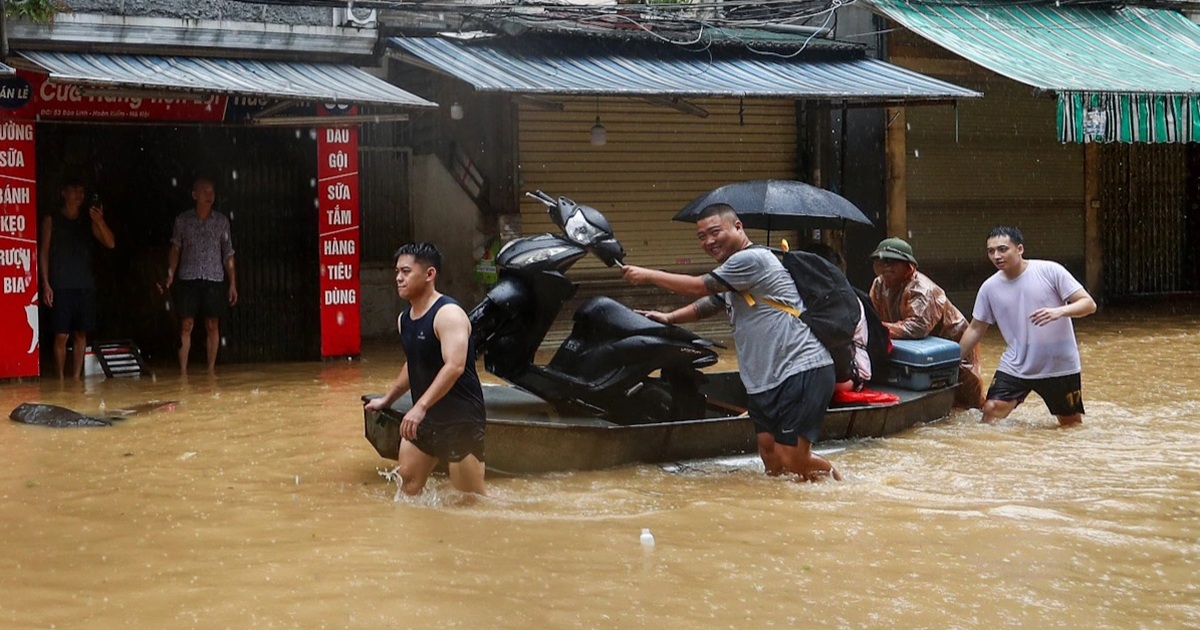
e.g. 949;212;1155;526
364;243;487;496
38;179;116;379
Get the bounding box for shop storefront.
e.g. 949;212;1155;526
0;53;435;379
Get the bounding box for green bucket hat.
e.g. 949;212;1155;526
870;237;918;265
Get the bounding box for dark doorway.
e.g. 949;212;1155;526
36;123;321;367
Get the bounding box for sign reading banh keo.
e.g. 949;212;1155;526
317;106;362;358
0;120;40;378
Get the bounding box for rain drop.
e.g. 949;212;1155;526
914;149;920;158
220;336;227;347
295;129;302;139
309;177;317;188
170;177;178;187
336;311;345;326
231;170;239;181
313;198;320;209
309;129;318;141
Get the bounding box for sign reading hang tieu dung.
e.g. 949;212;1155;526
0;119;40;378
316;105;362;358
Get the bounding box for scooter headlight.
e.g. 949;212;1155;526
564;211;606;245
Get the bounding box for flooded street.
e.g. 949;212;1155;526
1;304;1198;629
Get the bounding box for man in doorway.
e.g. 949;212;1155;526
867;237;983;409
621;204;840;482
958;226;1096;426
38;178;116;379
364;243;487;496
165;175;237;376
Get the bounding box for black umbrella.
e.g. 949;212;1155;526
674;179;873;231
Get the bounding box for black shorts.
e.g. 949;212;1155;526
410;421;486;463
174;279;227;320
986;370;1085;417
50;288;97;335
747;364;836;446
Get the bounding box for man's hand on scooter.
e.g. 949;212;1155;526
636;309;671;325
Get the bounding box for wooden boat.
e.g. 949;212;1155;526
361;371;955;475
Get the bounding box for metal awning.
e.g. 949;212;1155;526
389;36;979;104
18;51;437;109
868;0;1200;143
0;62;13;76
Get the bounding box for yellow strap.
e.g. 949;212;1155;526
740;291;801;317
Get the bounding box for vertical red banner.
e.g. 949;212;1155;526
0;120;39;378
316;116;361;358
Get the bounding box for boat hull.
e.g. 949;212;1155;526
363;372;955;474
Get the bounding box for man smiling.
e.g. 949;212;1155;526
958;227;1096;426
621;204;839;482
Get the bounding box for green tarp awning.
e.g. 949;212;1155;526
869;0;1200;143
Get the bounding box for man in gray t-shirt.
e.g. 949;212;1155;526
959;226;1096;426
622;203;839;482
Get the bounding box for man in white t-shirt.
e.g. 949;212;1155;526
958;227;1096;426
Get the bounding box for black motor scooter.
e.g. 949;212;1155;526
468;191;723;425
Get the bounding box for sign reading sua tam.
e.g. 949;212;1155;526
0;120;39;378
317;107;362;358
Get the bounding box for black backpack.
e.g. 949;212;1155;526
749;248;863;383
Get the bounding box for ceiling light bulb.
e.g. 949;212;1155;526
450;102;464;120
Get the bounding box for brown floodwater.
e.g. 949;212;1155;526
1;303;1198;629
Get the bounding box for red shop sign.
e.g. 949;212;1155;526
0;70;229;122
0;120;40;378
316;108;361;358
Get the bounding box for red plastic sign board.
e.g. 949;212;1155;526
0;120;40;378
316;108;362;358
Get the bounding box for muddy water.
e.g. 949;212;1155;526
1;305;1198;629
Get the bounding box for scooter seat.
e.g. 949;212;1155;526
572;296;702;343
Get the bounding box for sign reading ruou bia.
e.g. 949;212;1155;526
0;120;39;378
316;105;362;358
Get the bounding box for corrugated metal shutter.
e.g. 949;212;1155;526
216;128;322;363
1101;143;1188;296
517;96;798;342
892;32;1085;307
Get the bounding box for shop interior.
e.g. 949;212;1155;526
36;123;323;370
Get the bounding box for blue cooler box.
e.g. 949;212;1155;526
886;337;961;391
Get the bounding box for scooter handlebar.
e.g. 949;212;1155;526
525;190;556;207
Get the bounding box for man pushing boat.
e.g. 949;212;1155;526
621;204;840;482
364;243;488;496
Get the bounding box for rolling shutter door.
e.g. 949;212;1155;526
518;97;798;275
519;96;799;343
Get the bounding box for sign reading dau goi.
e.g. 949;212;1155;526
0;120;39;378
316;114;361;358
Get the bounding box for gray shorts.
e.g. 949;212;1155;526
747;364;836;446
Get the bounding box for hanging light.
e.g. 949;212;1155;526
589;97;606;146
589;116;607;146
450;101;464;120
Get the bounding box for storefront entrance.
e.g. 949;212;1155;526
35;124;321;368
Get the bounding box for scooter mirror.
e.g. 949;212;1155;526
592;238;626;268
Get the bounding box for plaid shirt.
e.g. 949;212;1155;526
171;209;234;282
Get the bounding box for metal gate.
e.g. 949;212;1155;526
1100;144;1188;296
357;146;413;264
